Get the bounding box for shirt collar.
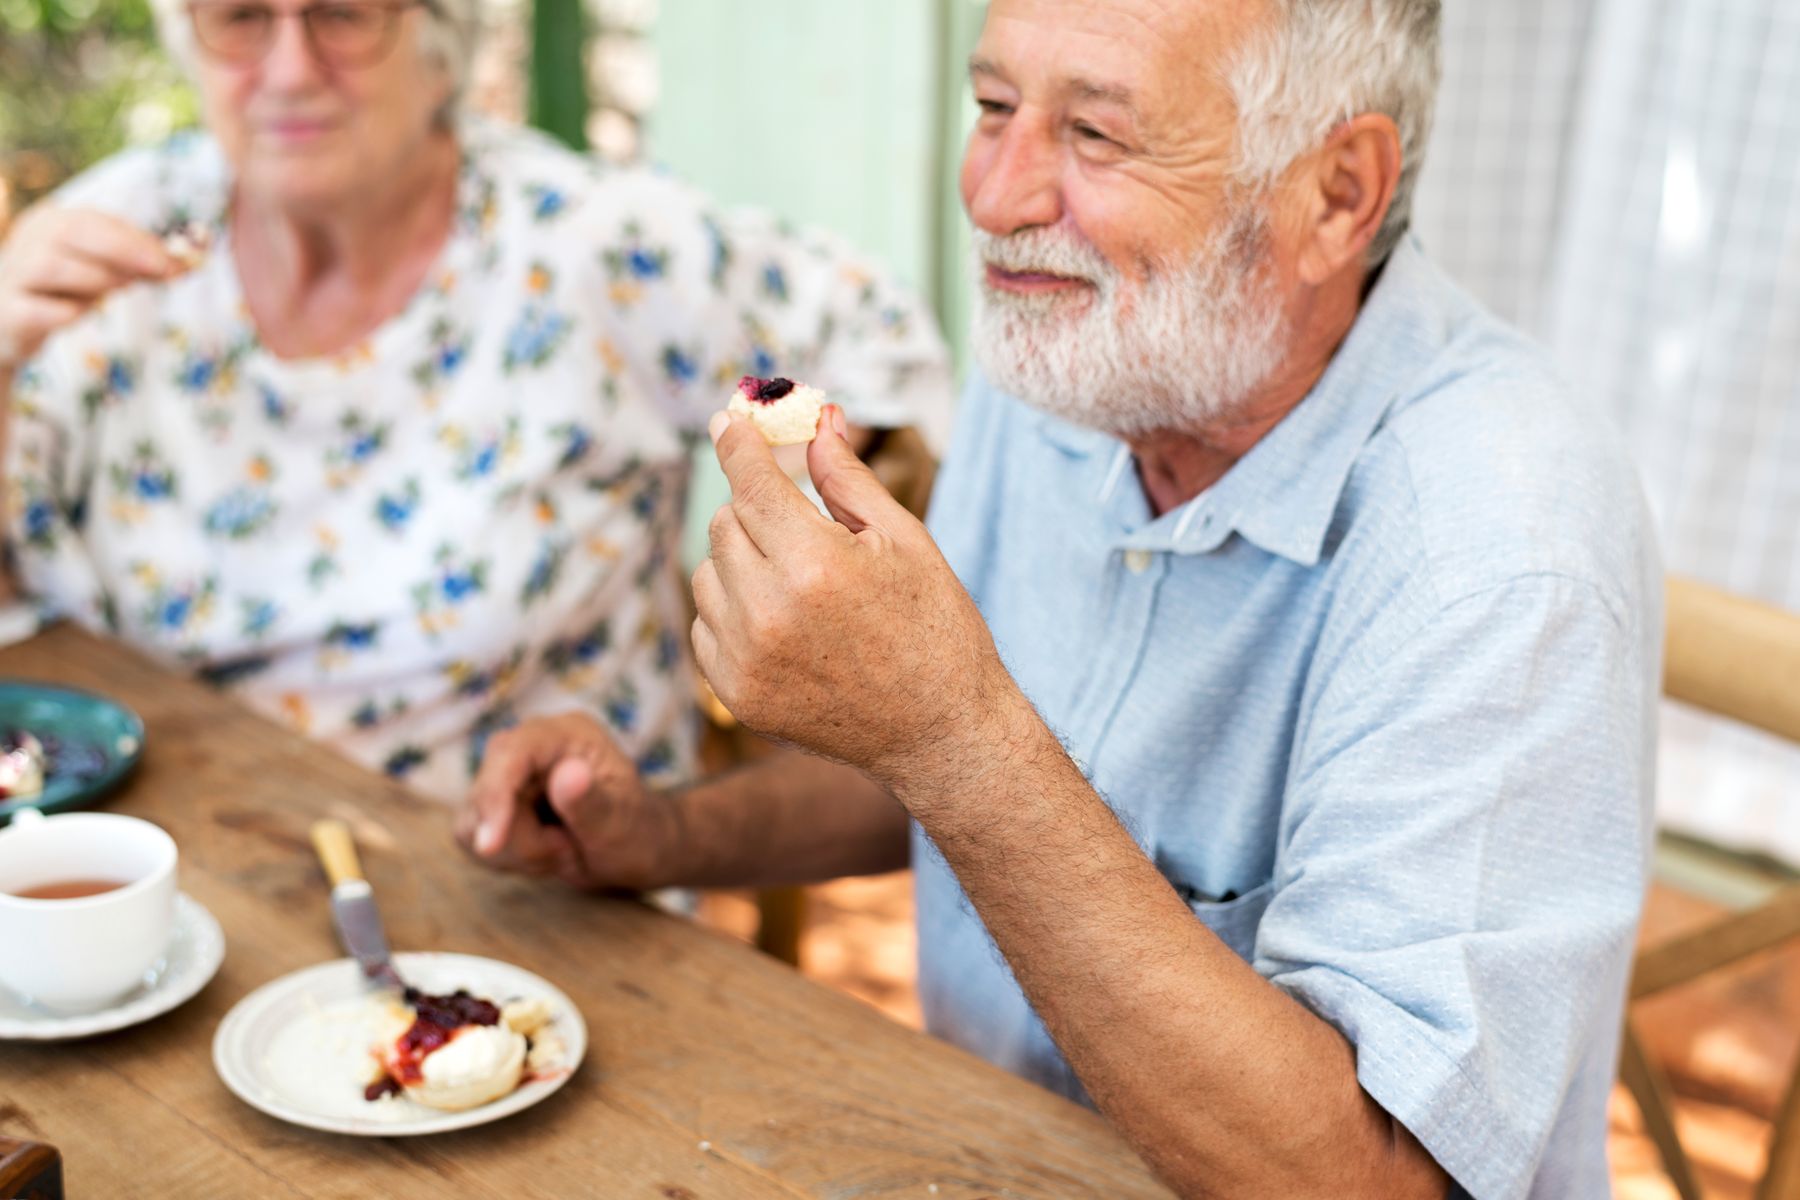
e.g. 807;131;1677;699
1030;236;1452;566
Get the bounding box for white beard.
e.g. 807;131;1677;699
970;205;1290;438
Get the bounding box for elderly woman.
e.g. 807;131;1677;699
0;0;948;801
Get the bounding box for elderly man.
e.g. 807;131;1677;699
460;1;1660;1195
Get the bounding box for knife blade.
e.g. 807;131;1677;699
310;819;405;991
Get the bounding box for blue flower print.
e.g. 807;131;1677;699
374;479;421;533
178;355;216;393
202;455;278;539
525;183;567;221
241;598;280;638
413;318;473;397
109;441;179;517
543;620;609;678
325;621;381;651
762;262;789;302
203;487;277;539
520;539;566;606
466;704;521;777
413;546;490;637
502;304;571;372
441;420;520;482
604;681;638;733
660;344;698;386
79;353;137;421
22;497;55;546
551;423;593;470
637;738;675;777
384;745;428;778
702;214;731;288
326;412;390;488
133;567;216;642
260;382;291;427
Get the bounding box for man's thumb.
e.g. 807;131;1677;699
546;756;595;815
808;405;902;534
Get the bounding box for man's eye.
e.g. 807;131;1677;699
976;99;1013;116
1074;123;1112;144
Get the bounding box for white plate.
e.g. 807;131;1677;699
0;892;225;1040
212;951;586;1137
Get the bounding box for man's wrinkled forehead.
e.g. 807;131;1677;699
973;0;1268;108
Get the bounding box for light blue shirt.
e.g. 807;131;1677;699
915;239;1662;1200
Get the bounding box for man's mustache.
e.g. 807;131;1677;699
973;229;1108;284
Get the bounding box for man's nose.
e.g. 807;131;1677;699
964;117;1064;238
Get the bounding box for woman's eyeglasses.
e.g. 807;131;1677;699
186;1;430;69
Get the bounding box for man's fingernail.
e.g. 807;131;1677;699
477;821;500;855
829;405;849;439
708;411;730;443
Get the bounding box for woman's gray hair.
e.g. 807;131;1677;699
151;0;482;114
1226;0;1442;266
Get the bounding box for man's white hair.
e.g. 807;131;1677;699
1227;0;1441;265
150;0;482;113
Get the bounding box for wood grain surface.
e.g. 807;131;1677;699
0;625;1170;1199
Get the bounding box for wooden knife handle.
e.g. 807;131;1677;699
310;819;365;888
0;1136;63;1200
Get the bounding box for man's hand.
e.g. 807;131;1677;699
692;405;1015;792
456;713;674;890
0;205;177;373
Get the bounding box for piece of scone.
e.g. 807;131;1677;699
162;223;212;273
501;996;554;1037
406;1023;528;1111
727;375;825;446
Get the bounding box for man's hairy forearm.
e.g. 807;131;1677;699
889;691;1450;1200
661;749;910;889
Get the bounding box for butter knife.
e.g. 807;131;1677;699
310;819;405;992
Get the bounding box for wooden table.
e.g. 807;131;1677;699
0;626;1171;1199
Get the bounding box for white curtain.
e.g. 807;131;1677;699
1413;0;1800;865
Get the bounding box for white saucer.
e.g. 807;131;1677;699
0;892;225;1040
213;951;586;1137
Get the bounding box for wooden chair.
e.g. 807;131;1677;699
698;425;940;967
1621;576;1800;1199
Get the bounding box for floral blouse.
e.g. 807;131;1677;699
4;117;950;802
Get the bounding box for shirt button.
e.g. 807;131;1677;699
1124;548;1155;574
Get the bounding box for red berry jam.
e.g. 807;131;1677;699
736;375;796;404
383;989;503;1086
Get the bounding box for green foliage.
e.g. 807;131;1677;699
526;0;588;151
0;0;199;209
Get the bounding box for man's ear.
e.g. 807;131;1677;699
1287;113;1403;286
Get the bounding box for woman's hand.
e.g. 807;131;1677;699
0;205;178;373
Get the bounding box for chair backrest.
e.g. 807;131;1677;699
1663;576;1800;744
1635;576;1800;1200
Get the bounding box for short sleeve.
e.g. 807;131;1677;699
1253;573;1655;1200
574;167;954;447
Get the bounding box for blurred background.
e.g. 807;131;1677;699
4;1;1797;1195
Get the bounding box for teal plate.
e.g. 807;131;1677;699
0;682;145;827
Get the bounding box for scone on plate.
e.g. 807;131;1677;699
727;375;826;446
365;988;527;1112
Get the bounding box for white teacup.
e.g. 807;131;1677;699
0;808;178;1013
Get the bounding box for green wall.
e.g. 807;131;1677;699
647;0;985;564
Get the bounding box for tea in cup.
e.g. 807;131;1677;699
0;808;178;1013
